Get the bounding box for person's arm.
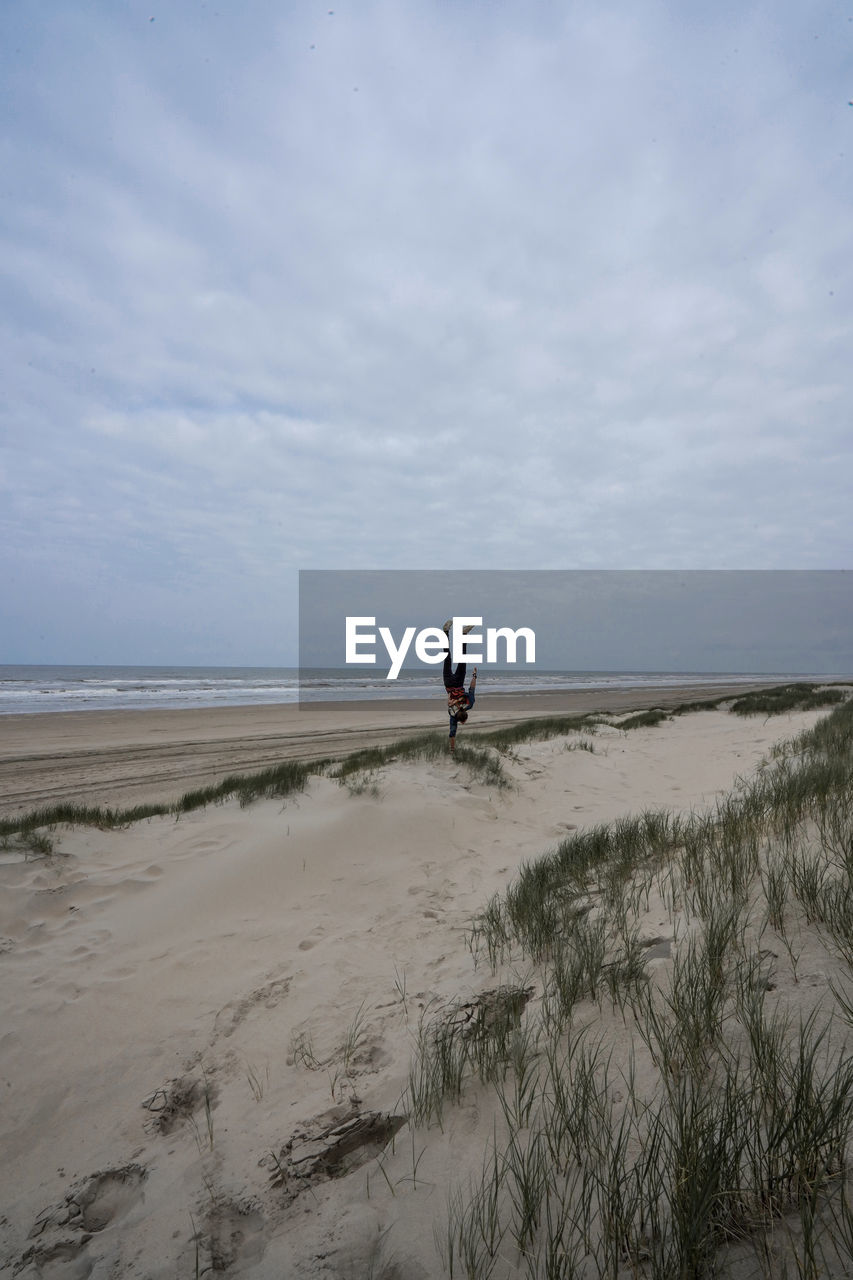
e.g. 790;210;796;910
449;713;458;751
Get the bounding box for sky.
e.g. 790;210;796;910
1;0;852;664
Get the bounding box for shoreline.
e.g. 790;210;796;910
0;680;818;817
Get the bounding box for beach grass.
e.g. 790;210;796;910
2;682;846;841
472;713;609;749
4;681;853;1275
429;694;853;1276
0;799;171;838
332;733;508;790
0;759;318;838
0;733;513;842
616;707;671;729
730;683;848;717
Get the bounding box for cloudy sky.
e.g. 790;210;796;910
2;1;851;664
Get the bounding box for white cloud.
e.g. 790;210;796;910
1;0;851;659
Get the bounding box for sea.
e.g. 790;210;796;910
0;665;834;716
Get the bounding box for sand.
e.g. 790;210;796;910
0;690;844;1277
0;680;782;817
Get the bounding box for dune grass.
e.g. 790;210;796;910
173;759;316;811
730;682;848;717
1;683;846;846
332;733;508;790
0;732;507;840
419;694;853;1277
472;714;609;750
616;707;671;730
0;799;171;840
470;697;720;748
0;759;318;839
4;683;853;1272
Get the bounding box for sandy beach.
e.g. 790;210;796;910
2;687;853;1277
0;681;782;818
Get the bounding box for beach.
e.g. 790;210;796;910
0;680;784;818
2;686;853;1277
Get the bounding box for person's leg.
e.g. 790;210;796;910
441;620;466;687
443;655;467;688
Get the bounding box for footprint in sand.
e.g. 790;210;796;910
100;965;136;982
268;1107;406;1201
22;1165;147;1278
213;975;292;1038
298;926;325;952
142;1074;217;1135
641;936;673;961
203;1198;266;1273
74;1166;147;1232
56;981;84;1001
16;1236;94;1280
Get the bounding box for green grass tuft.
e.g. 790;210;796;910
439;694;853;1275
333;733;508;789
730;683;848;717
472;713;608;749
3;687;847;844
0;730;507;839
618;708;671;730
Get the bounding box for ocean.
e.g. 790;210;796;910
0;665;830;715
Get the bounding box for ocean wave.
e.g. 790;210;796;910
0;666;826;716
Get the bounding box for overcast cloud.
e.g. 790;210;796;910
1;0;851;662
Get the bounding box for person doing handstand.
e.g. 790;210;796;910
442;619;477;752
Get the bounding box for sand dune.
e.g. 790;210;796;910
0;681;779;817
1;698;843;1278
